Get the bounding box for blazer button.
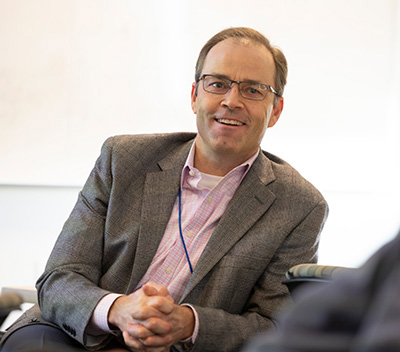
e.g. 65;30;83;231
29;318;38;323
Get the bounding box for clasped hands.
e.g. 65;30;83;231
108;282;195;352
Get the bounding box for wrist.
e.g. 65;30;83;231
91;293;123;334
179;306;195;340
107;294;126;330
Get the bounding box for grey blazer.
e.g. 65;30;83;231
1;133;328;352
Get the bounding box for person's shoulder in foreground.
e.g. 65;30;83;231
242;228;400;352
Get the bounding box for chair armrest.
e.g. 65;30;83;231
283;264;354;297
0;286;37;333
1;286;37;304
286;263;353;281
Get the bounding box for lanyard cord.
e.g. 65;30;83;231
178;189;193;274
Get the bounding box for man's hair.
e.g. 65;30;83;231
195;27;288;102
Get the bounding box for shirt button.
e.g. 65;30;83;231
189;170;195;177
165;268;172;274
207;197;212;203
187;231;193;238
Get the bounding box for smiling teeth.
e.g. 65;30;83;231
217;119;244;126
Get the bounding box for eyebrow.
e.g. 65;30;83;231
210;73;266;86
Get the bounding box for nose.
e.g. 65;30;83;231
221;82;244;109
221;82;243;110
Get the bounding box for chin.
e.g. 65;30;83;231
213;143;241;156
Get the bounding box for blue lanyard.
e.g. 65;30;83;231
178;189;193;274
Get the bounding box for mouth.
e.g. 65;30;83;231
215;118;245;126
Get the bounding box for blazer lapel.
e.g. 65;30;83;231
128;140;193;290
180;152;277;301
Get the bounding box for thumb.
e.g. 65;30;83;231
142;283;160;296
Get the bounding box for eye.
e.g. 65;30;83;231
241;83;267;99
213;81;225;88
249;87;261;95
204;76;229;93
243;85;262;96
210;79;228;90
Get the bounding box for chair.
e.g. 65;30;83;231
0;293;23;326
0;286;37;339
283;263;354;298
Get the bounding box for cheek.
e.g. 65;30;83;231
195;98;217;122
196;92;221;112
260;105;273;128
195;107;207;130
248;109;271;142
250;105;272;126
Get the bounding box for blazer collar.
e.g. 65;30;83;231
128;139;194;290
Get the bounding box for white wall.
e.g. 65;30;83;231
1;0;400;289
0;185;79;287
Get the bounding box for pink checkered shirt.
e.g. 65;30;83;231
90;142;258;343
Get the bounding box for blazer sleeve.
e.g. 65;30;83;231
34;133;194;350
34;137;119;348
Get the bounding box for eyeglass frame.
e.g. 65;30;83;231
197;74;281;101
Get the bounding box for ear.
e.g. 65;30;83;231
191;82;197;114
267;97;284;128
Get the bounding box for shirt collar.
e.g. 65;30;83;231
180;141;260;190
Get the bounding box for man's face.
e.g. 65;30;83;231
191;39;283;164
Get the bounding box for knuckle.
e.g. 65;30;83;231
133;306;148;319
145;317;158;330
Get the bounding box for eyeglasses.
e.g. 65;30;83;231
198;74;280;101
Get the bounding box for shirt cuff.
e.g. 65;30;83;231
180;303;199;344
88;293;123;335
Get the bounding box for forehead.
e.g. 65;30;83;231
202;38;276;83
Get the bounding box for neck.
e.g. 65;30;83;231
194;146;250;177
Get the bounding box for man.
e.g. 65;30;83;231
1;27;328;352
242;228;400;352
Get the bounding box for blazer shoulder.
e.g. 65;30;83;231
99;132;196;167
261;150;326;205
105;132;196;150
